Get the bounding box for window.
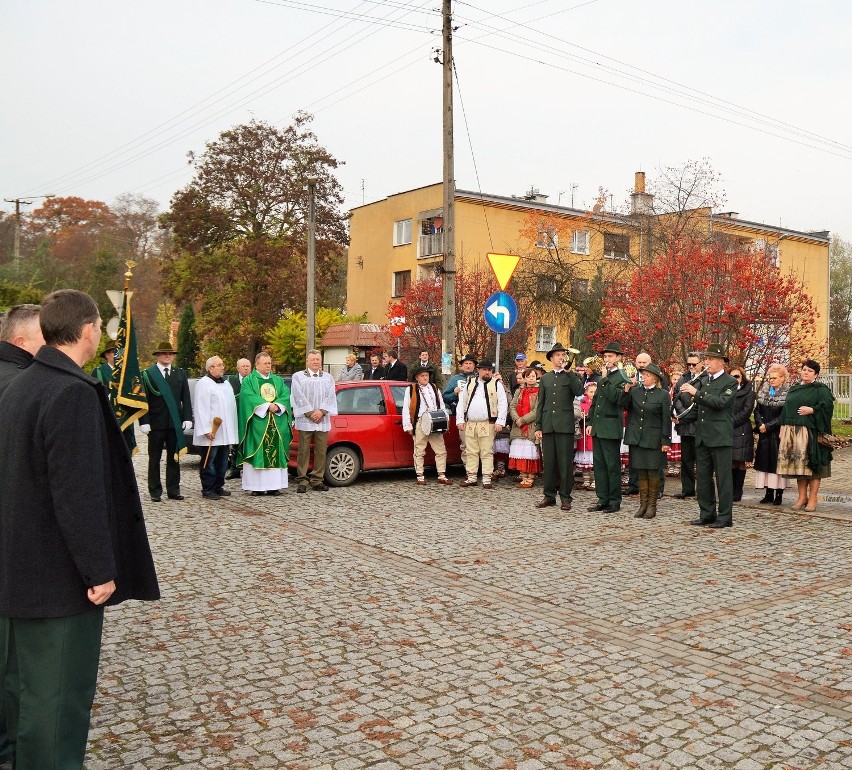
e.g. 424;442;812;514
536;226;558;249
536;325;556;352
571;229;590;255
393;219;412;246
392;270;411;297
537;275;557;297
336;385;386;415
765;243;779;267
390;385;408;413
603;232;630;260
572;278;589;299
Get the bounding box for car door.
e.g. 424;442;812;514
388;384;417;464
333;384;398;469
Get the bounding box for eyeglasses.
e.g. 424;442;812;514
732;374;742;379
687;362;700;367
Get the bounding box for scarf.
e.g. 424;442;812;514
757;380;788;408
517;386;538;437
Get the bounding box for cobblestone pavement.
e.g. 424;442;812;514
86;445;852;769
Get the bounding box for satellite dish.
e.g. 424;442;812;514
106;316;120;340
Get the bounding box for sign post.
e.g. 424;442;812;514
485;252;521;371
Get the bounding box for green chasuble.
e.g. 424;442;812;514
238;371;293;469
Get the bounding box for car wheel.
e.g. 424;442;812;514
324;446;361;487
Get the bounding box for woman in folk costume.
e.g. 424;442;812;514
575;380;596;490
508;368;542;488
238;352;293;495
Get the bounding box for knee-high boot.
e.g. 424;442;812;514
644;474;660;519
633;474;649;518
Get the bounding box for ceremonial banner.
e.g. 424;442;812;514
112;289;149;433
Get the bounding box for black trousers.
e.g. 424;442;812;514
148;428;181;498
680;435;697;496
540;431;574;502
696;443;733;525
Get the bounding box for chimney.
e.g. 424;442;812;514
630;170;653;215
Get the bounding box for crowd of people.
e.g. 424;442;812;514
396;341;836;527
0;292;840;767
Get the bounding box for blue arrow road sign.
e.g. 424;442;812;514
484;291;518;334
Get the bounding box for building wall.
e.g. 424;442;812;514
346;184;829;362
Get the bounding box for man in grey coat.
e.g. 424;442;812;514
0;290;160;768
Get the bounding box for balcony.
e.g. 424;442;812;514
418;232;444;259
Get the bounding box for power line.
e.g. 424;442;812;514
462;37;852;161
28;0;437;196
455;1;852;156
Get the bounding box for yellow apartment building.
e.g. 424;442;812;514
346;174;830;362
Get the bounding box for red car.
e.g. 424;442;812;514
288;380;462;486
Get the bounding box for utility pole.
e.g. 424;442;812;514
3;194;54;268
306;179;317;353
441;0;456;368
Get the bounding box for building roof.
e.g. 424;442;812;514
321;323;391;349
709;214;830;244
349;182;829;243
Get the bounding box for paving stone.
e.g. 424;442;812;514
81;444;852;768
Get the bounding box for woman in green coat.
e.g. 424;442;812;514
776;359;834;512
622;363;672;519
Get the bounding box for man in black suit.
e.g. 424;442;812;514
383;350;407;381
139;341;192;502
363;353;385;380
225;357;251;479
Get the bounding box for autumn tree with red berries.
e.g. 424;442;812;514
589;236;821;375
387;258;531;369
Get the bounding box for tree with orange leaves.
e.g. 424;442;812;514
589;237;821;376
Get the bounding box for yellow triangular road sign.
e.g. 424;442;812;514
486;252;520;291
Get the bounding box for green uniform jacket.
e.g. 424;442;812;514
589;369;628;440
534;370;582;433
694;372;737;447
623;386;672;468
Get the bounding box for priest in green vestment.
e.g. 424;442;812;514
238;352;292;495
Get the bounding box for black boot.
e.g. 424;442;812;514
773;489;784;506
759;488;774;504
732;468;746;502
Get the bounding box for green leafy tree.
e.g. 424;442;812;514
177;305;200;374
160;114;348;360
829;235;852;371
267;307;366;373
0;279;44;311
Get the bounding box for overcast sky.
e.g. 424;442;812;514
3;0;850;240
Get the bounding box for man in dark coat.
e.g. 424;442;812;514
672;352;703;499
0;303;43;766
408;349;441;386
534;342;583;511
363;353;385;381
383;350;408;381
0;289;159;768
0;304;43;396
588;342;630;513
139;341;193;502
679;343;737;528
